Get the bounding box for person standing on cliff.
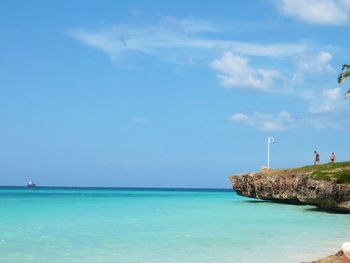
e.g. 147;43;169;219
314;151;320;165
330;152;336;163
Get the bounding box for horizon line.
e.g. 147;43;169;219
0;186;233;191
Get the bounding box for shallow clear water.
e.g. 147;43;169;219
0;187;349;263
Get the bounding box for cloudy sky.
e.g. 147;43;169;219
1;0;350;187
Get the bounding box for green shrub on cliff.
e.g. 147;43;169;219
296;161;350;172
289;161;350;184
311;170;350;184
312;171;332;182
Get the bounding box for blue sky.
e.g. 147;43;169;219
1;0;350;188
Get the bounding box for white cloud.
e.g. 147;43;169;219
210;52;282;91
67;18;308;65
289;51;344;114
274;0;350;25
67;18;350;131
131;117;149;124
161;17;221;33
209;50;335;94
305;87;343;113
302;108;350;129
297;51;334;73
229;107;350;130
228;113;249;122
228;110;294;131
289;51;336;92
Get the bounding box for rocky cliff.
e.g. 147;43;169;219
230;172;350;212
306;251;343;263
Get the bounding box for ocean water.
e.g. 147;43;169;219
0;188;349;263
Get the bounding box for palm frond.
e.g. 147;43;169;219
346;88;350;97
338;70;350;83
342;64;350;71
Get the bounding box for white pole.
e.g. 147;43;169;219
267;138;270;168
267;137;275;169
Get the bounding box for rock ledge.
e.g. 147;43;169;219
230;172;350;212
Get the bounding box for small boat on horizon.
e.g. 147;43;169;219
27;181;36;188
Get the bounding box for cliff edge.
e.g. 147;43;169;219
306;251;343;263
229;162;350;213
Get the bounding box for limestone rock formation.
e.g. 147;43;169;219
306;251;343;263
230;172;350;212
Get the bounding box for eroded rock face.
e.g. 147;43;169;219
305;251;343;263
230;172;350;212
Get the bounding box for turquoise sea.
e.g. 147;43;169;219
0;187;349;263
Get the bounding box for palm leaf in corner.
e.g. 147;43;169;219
337;65;350;97
338;70;350;84
341;64;350;71
346;88;350;97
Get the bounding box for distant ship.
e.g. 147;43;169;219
27;181;36;188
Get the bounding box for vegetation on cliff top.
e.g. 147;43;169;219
272;161;350;184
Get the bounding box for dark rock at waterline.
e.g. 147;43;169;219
230;172;350;213
305;251;343;263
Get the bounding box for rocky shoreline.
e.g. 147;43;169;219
229;170;350;262
229;172;350;212
306;251;343;263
